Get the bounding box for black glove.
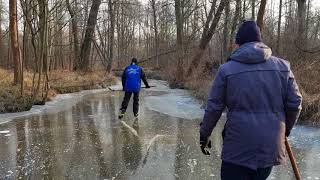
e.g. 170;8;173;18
200;136;212;155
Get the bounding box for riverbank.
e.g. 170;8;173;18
0;69;116;113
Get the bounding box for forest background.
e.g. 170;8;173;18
0;0;319;124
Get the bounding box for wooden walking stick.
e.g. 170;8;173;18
285;137;302;180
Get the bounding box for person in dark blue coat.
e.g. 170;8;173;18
200;21;302;180
119;58;150;119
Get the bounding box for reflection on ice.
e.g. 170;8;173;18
120;121;139;137
0;89;110;124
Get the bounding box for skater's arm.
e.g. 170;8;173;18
141;69;150;88
122;68;127;90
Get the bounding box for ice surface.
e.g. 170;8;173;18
0;88;113;124
144;80;204;120
145;93;204;120
0;79;319;180
0;130;10;134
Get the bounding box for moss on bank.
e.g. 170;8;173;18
0;69;116;114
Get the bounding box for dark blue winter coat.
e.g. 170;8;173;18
122;64;149;92
200;42;302;170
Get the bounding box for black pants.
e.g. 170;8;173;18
120;92;139;115
221;161;273;180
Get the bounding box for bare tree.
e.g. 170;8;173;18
229;0;241;53
9;0;23;88
174;0;184;82
223;0;230;61
0;0;5;67
242;0;246;19
107;0;115;72
276;0;283;54
37;0;49;99
150;0;159;67
296;0;307;43
66;0;80;70
257;0;267;29
79;0;102;71
187;0;229;76
251;0;255;19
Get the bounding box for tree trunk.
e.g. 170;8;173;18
313;20;320;41
305;0;311;41
229;0;241;53
296;0;307;56
151;0;159;67
55;3;64;69
22;9;31;72
174;0;184;83
107;0;115;73
0;0;3;67
9;0;23;87
222;1;230;61
79;0;102;71
257;0;267;29
192;0;199;40
242;0;246;19
37;0;49;99
66;0;80;70
69;23;73;70
276;0;283;54
251;0;255;19
187;0;228;76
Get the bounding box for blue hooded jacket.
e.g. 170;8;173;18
122;64;149;92
200;42;302;170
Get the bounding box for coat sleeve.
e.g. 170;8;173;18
200;67;227;139
284;70;302;135
122;68;127;90
141;69;150;87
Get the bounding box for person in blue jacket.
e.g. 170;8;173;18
200;21;302;180
119;58;150;119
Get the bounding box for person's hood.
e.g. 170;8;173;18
230;42;272;64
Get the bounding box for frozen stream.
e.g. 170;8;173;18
0;80;319;179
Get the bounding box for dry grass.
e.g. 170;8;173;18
0;68;116;113
49;70;116;93
299;91;320;124
0;69;34;112
159;60;214;103
184;73;212;102
293;61;320;124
